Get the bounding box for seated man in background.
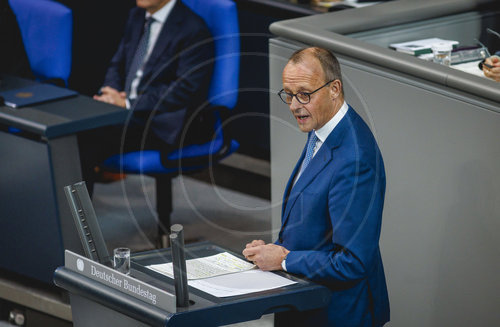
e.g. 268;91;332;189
79;0;214;191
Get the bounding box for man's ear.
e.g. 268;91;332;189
330;80;342;100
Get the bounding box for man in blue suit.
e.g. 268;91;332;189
79;0;214;188
243;47;390;326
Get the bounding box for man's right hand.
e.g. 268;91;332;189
242;240;289;271
245;240;266;249
483;56;500;82
93;86;127;107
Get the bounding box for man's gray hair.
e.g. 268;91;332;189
289;47;343;87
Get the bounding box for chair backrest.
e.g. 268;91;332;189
9;0;72;85
182;0;240;110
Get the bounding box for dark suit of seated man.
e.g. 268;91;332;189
243;47;390;327
79;0;214;190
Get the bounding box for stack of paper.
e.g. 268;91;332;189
188;269;297;298
147;252;297;297
148;252;256;280
390;38;459;56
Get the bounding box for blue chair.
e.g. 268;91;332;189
9;0;72;86
102;0;240;236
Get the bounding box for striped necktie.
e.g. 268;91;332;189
298;132;318;177
124;17;154;95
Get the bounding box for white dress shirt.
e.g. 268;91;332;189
127;0;176;107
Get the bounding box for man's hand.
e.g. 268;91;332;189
93;86;127;108
242;240;290;271
483;56;500;82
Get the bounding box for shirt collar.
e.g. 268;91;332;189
314;101;349;143
145;0;176;24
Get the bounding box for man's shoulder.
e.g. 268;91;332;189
344;106;377;144
174;1;211;31
128;6;145;19
333;106;383;163
324;106;373;148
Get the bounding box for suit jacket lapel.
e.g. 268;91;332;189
141;1;183;79
280;106;354;229
281;141;332;229
281;136;308;217
126;11;146;75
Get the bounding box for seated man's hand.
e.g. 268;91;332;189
483;56;500;82
242;240;289;271
93;86;127;108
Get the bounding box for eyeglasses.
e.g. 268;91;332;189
278;80;334;105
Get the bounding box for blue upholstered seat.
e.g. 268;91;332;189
9;0;72;86
103;114;240;174
102;0;240;175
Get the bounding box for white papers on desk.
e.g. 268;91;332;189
316;1;382;9
147;252;255;280
189;269;297;298
450;60;487;78
147;252;297;297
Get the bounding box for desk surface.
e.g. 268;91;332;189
0;75;127;138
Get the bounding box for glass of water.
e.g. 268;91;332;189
113;247;130;275
432;42;452;66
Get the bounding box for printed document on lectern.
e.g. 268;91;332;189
189;269;297;297
147;252;297;297
147;252;255;279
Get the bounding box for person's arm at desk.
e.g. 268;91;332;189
93;86;127;108
92;9;132;107
482;53;500;82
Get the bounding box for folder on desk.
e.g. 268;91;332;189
390;38;459;56
0;83;78;108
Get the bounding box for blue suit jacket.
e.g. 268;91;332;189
276;106;390;327
102;1;214;146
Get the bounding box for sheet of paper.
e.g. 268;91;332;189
451;60;487;78
147;252;255;280
188;269;297;297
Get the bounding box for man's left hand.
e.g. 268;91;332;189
242;241;290;271
93;86;127;108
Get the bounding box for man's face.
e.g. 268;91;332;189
282;58;339;133
136;0;170;14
